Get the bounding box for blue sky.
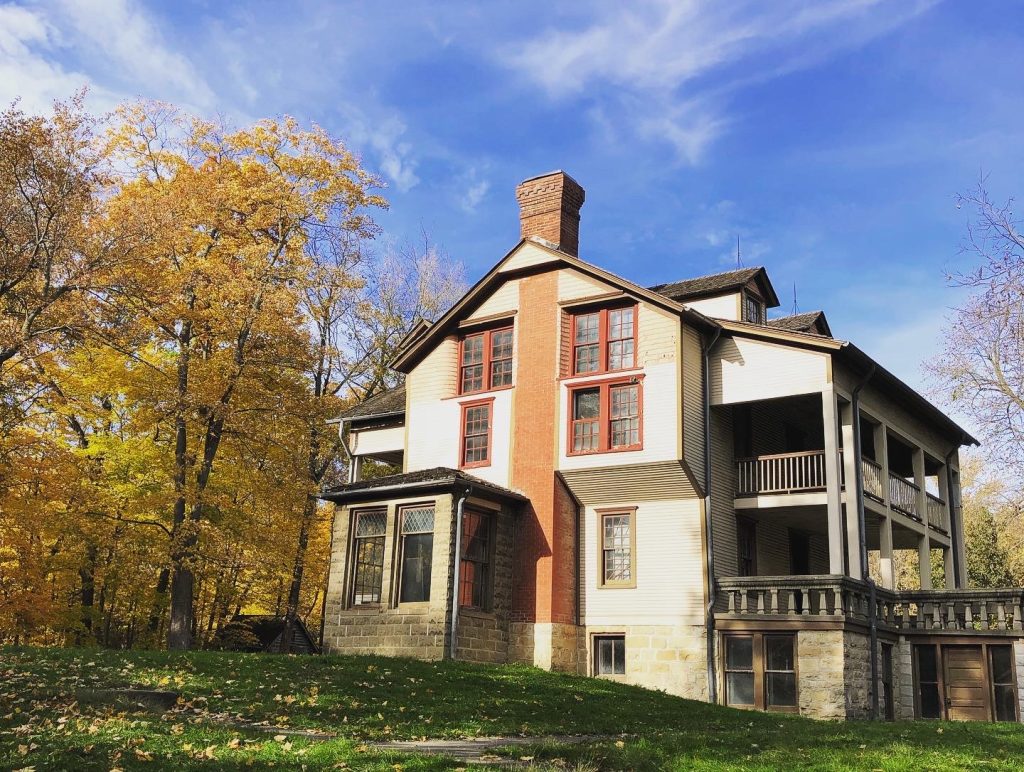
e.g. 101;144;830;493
3;0;1023;398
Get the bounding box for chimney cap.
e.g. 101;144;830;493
518;169;583;188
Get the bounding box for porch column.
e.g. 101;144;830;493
917;533;932;590
912;445;927;525
943;548;955;590
349;455;364;484
949;466;968;588
841;402;863;580
874;423;890;508
879;514;895;589
822;386;845;574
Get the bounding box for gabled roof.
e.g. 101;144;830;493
320;466;528;504
649;266;780;308
339;384;406;421
769;310;832;337
389;237;718;373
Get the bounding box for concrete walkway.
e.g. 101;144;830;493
371;735;616;766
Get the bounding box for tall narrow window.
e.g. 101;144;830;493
990;646;1018;722
737;517;757;577
609;384;639;448
599;510;634;587
351;510;386;605
460;326;513;394
399;506;434;603
743;292;765;324
568;378;643;455
571;305;637;375
461;401;492;468
594;635;626;675
764;635;797;708
725;636;755;706
572;388;600;452
459;510;491;610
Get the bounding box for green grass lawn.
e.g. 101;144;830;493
2;646;1023;770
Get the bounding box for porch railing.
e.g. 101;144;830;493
716;575;1024;633
861;457;884;500
736;450;827;495
926;492;948;533
889;474;920;519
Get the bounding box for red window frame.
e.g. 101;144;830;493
459;397;494;469
570;304;637;376
567;376;643;455
459;326;514;395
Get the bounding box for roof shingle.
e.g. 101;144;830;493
321;466;526;502
768;311;832;337
339;384;406;420
649;266;778;306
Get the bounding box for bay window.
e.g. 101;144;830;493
351;510;387;605
398;505;434;603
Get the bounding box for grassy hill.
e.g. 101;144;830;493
2;646;1023;770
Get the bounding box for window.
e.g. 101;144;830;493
459;510;491;610
594;635;625;675
743;292;765;324
398;506;434;603
737;517;757;577
723;634;797;711
571;305;636;375
914;644;942;719
460;400;492;468
568;379;642;454
460;326;513;394
351;510;386;605
599;510;635;587
990;646;1017;722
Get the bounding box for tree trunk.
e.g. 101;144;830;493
78;543;97;643
281;492;318;653
167;317;193;650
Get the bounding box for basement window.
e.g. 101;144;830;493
594;635;626;676
723;633;797;711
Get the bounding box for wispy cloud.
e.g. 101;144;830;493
500;0;934;164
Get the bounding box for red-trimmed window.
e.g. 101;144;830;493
460;399;493;468
459;510;491;610
569;378;642;454
460;327;513;394
572;305;636;375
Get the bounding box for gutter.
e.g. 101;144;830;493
702;325;723;705
849;364;877;718
449;487;469;660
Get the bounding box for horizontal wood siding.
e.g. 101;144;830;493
682;323;705;477
579;497;704;625
498;242;559;273
350;425;405;456
559;461;700;503
466;278;519;321
709;407;738;578
711;336;828;404
684;293;739;320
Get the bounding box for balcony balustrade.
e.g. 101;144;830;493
717;575;1024;633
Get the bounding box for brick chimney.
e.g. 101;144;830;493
514;171;586;257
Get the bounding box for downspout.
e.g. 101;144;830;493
448;487;470;661
850;364;877;717
702;326;722;705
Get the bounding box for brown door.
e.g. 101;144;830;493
943;645;990;721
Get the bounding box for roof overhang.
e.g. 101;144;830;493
320;473;529;506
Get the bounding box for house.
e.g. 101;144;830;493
321;171;1024;722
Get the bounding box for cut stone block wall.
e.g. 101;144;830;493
797;629;847;719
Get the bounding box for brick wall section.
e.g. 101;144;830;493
514;172;585;256
511;270;577;629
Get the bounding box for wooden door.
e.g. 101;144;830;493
943;645;990;721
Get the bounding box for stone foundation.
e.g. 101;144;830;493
509;622;581;672
796;629;848;719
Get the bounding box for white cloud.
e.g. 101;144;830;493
457;167;490;213
501;0;934;164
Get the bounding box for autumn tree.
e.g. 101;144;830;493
101;103;385;650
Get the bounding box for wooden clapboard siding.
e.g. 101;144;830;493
682;323;705;475
466;278;520;320
711;336;829;404
557;266;611;301
498;241;560;273
559;460;700;503
578;497;704;625
710;407;738;578
684;292;740;320
350;425;405;456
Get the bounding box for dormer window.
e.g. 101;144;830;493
460;326;513;394
743;292;765;325
571;305;637;375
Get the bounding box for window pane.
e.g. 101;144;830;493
916;645;938;682
995;684;1017;722
573;389;600;419
610;385;639;447
608;339;634;370
461;364;483;392
355;511;387;537
573;420;599;452
490;358;512;387
574;343;599;373
462;334;484;364
575;313;599;344
612;637;625;674
726;636;754;670
765;636;794;671
490;329;513;359
460;511;490;610
400;533;433;603
609;308;634;340
595;636;625;675
463;405;490;464
352;535;385;605
401;507;435;534
991;646;1014;685
727;672;755;706
766;672;797;707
